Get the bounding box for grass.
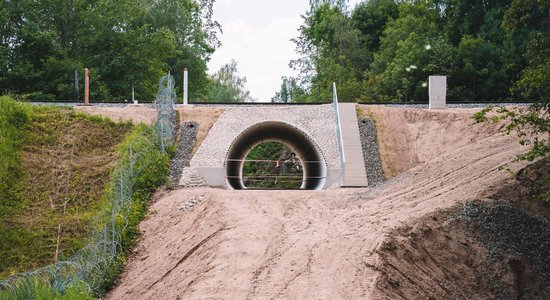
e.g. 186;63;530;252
1;97;170;298
0;96;30;219
0;280;94;300
0;97;133;280
86;124;170;295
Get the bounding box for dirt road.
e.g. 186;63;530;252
107;130;527;299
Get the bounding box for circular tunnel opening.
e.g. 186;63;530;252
242;141;304;189
225;121;327;190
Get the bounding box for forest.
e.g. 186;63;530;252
272;0;550;103
0;0;260;103
1;0;548;103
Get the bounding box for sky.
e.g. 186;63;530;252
207;0;361;102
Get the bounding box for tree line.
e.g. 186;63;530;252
0;0;252;102
273;0;549;103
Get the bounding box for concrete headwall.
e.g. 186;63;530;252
188;105;341;188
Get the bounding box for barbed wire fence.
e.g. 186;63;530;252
0;74;176;299
156;74;176;152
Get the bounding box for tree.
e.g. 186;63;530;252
0;0;219;102
272;77;292;103
504;0;550;102
351;0;398;59
204;60;254;102
282;0;546;103
289;2;364;102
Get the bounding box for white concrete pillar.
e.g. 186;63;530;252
84;68;90;106
429;75;447;109
183;68;189;105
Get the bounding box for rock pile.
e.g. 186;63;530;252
178;167;206;188
460;199;550;295
169;121;198;184
178;195;205;210
358;118;384;186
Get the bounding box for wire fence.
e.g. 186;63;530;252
156;74;176;152
0;74;176;299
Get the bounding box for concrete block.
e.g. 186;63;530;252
429;76;447;109
195;167;226;188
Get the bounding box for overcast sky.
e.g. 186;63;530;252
207;0;361;102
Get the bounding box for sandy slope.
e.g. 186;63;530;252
107;107;530;299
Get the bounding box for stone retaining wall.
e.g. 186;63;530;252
190;105;340;170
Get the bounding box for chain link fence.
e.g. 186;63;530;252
0;74;176;299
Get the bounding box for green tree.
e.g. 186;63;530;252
350;0;398;61
289;2;365;102
453;36;508;101
204;60;254;102
0;0;219;102
281;0;545;103
504;0;550;102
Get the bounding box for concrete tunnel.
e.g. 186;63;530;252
225;121;327;190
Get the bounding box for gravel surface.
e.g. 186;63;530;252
358;118;384;186
460;200;550;296
169;121;199;184
362;103;533;109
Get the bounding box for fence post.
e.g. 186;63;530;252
74;69;79;102
183;68;189;105
85;68;90;106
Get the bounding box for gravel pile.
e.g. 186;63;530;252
178;167;206;187
460;200;550;294
358;118;384;186
169;121;199;184
178;195;205;210
365;103;532;109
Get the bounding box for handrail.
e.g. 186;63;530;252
332;82;346;181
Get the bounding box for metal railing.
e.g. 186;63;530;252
332;82;346;185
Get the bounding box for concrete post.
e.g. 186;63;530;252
85;68;90;106
74;69;79;102
132;84;137;104
183;68;189;105
429;75;447;109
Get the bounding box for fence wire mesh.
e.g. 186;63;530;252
156;74;176;152
0;74;176;299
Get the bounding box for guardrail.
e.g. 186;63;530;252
332;83;346;184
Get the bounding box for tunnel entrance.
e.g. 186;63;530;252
242;141;304;189
225;121;327;190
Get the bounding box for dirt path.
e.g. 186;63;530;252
107;130;528;299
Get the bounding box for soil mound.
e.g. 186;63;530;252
372;200;550;300
106;106;548;299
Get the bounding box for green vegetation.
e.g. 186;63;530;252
279;0;550;103
473;102;549;202
0;98;170;298
0;0;219;101
204;60;255;103
0;97;30;221
0;280;94;300
86;124;170;295
243;142;303;189
0;98;133;279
